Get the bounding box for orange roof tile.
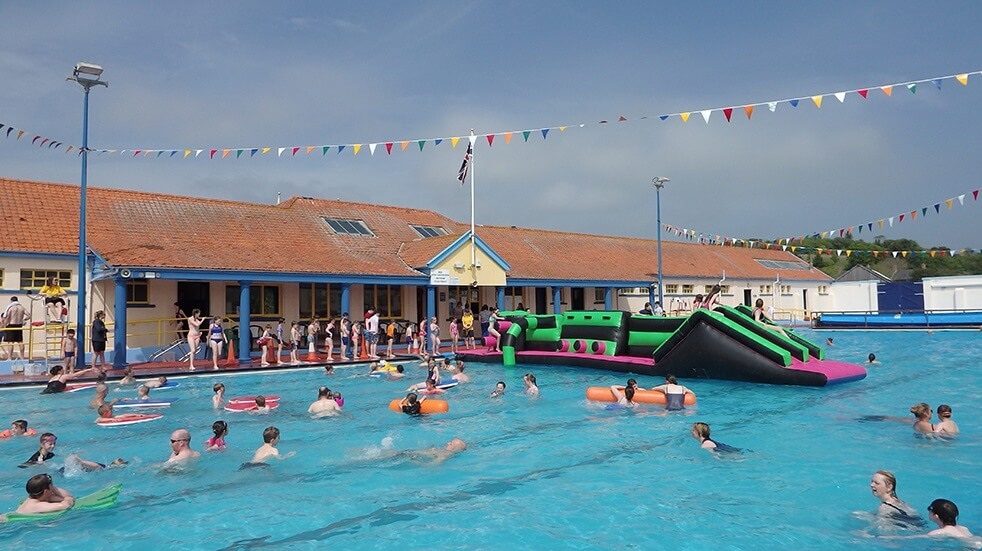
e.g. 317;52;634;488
0;177;828;283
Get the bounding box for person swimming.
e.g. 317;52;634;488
691;422;740;453
869;470;924;528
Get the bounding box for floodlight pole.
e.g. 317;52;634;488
68;63;107;361
652;177;670;307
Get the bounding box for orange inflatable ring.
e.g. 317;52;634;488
0;428;38;439
388;399;449;414
585;386;696;406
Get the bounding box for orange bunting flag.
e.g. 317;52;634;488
504;132;513;144
881;86;893;96
222;149;231;159
401;141;409;151
744;105;754;119
306;146;316;155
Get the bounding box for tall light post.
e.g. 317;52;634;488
652;177;670;308
67;62;107;359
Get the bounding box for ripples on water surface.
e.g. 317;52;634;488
0;329;978;549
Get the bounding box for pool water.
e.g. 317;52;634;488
0;329;979;549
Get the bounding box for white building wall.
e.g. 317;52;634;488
922;275;982;311
828;281;879;313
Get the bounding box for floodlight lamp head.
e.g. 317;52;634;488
652;176;670;188
74;62;104;78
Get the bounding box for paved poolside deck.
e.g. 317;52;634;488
0;346;503;390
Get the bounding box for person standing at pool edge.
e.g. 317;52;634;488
186;309;205;371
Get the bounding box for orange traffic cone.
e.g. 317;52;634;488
265;345;276;365
226;339;238;367
359;338;368;360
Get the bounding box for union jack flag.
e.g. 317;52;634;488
456;141;473;185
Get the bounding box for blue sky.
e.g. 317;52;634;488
2;1;980;249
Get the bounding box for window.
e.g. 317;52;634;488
410;225;448;238
322;218;373;237
759;285;772;294
665;284;678;295
754;259;811;271
225;284;281;317
20;269;72;290
448;287;480;313
300;283;340;319
126;280;150;305
364;285;402;318
594;288;606;302
0;269;3;286
818;285;829;295
780;285;792;294
681;285;694;294
503;287;525;310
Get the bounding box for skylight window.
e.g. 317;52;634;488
323;218;373;237
410;225;448;238
755;259;811;271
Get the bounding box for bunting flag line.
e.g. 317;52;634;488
0;122;79;154
4;69;979;161
663;187;980;254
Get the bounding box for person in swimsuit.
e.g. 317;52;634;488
206;420;228;451
702;284;722;310
20;433;58;467
166;429;201;464
212;383;226;409
909;403;934;435
752;298;789;337
275;318;286;366
870;470;924;527
523;373;539;397
324;319;335;361
41;365;96;394
609;384;638;408
490;381;506;398
927;499;974;538
933;405;959;435
400;392;426;415
248;426;294;464
61;329;78;373
289;321;302;365
259;324;274;367
119;366;136;385
691;422;740;453
650;374;695;411
400;438;467;466
867;353;880;364
487;308;502;352
186;309;205;371
208;317;227;370
308;386;342;417
14;473;74;515
1;419;37;439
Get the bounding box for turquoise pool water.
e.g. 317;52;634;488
1;329;978;549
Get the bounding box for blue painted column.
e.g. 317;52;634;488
341;284;351;317
553;287;562;314
426;286;436;354
112;277;127;369
496;286;505;309
649;286;657;310
604;287;613;310
238;282;251;363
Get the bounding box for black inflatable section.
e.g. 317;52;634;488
653;310;787;366
627;316;687;333
529;315;558;330
559;324;621;342
653;322;829;386
509;354;656;374
500;317;527;351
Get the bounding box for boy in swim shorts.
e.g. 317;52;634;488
61;329;77;373
249;426;294;464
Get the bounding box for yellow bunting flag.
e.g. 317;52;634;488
680;112;690;123
811;95;823;108
451;137;460;148
559;126;567;131
262;147;271;154
353;144;362;155
945;198;954;209
184;150;192;158
956;73;969;85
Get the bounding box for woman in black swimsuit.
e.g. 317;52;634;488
41;365;96;394
870;470;924;527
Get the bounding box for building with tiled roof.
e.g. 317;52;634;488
0;177;831;366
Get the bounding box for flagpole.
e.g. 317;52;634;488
469;130;476;271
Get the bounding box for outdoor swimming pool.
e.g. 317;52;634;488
0;329;978;549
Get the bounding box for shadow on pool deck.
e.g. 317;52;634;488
0;347;503;390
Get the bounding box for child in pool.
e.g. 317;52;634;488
212;383;225;409
249;426;294;464
206;420;228;451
